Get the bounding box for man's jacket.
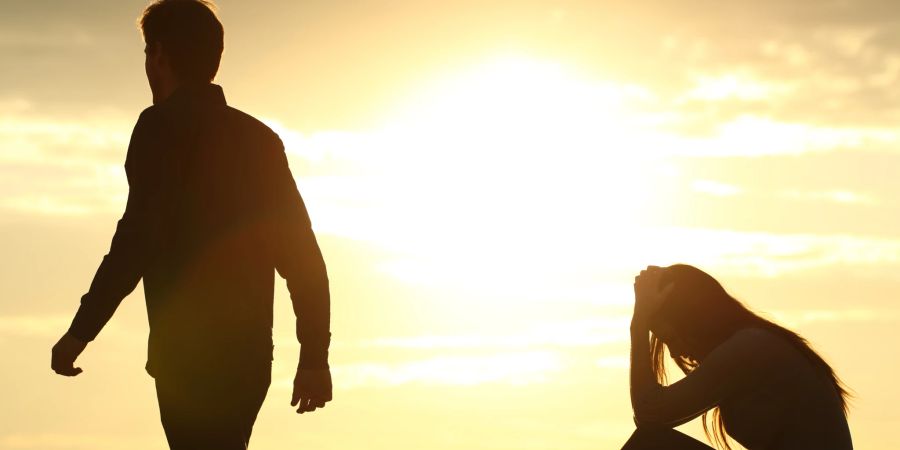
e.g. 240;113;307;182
67;83;330;377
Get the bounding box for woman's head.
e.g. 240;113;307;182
648;264;755;361
645;263;851;450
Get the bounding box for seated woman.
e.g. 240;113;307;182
622;264;853;450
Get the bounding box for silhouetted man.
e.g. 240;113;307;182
50;1;332;448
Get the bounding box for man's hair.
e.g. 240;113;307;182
139;0;224;83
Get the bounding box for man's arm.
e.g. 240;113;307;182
53;110;160;375
269;136;331;368
267;135;332;413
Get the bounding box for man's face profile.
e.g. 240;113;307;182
144;42;172;105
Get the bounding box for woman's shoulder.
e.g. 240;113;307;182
730;326;789;346
705;326;796;363
737;324;774;337
719;326;808;367
717;326;773;348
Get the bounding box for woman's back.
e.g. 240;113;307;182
717;327;852;449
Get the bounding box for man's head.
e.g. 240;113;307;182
139;0;224;104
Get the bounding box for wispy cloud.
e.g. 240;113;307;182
0;108;130;165
324;351;564;388
0;314;138;341
370;227;900;295
0;433;132;449
779;189;877;205
691;179;743;197
769;308;900;328
658;115;899;157
362;318;631;350
0;314;71;338
679;71;794;102
0;105;130;217
595;356;629;369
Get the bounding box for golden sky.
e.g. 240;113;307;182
2;0;900;448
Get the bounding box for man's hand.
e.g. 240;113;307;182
291;368;332;414
51;332;87;376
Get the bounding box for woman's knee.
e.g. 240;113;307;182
621;427;713;450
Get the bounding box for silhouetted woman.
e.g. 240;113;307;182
622;264;852;450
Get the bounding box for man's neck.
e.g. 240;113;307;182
151;79;181;105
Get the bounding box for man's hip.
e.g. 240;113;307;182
154;361;271;450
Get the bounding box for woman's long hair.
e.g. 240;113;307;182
649;264;851;450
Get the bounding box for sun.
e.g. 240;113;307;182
349;55;668;295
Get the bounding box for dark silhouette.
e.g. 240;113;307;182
50;1;332;448
624;264;852;450
621;426;714;450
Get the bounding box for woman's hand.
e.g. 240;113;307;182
633;265;675;325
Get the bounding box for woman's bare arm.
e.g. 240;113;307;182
630;327;780;427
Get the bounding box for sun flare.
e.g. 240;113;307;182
375;59;661;237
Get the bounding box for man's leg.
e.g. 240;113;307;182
621;427;715;450
155;365;271;450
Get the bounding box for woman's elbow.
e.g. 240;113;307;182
632;404;680;429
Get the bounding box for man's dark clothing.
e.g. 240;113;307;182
66;83;330;444
155;361;271;450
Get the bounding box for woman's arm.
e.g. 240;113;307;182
628;267;777;427
630;319;670;424
629;316;712;428
630;326;779;427
629;266;676;424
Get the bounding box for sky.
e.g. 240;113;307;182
2;0;900;448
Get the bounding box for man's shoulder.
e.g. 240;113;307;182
134;104;162;125
124;105;164;143
130;103;283;150
224;106;281;144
